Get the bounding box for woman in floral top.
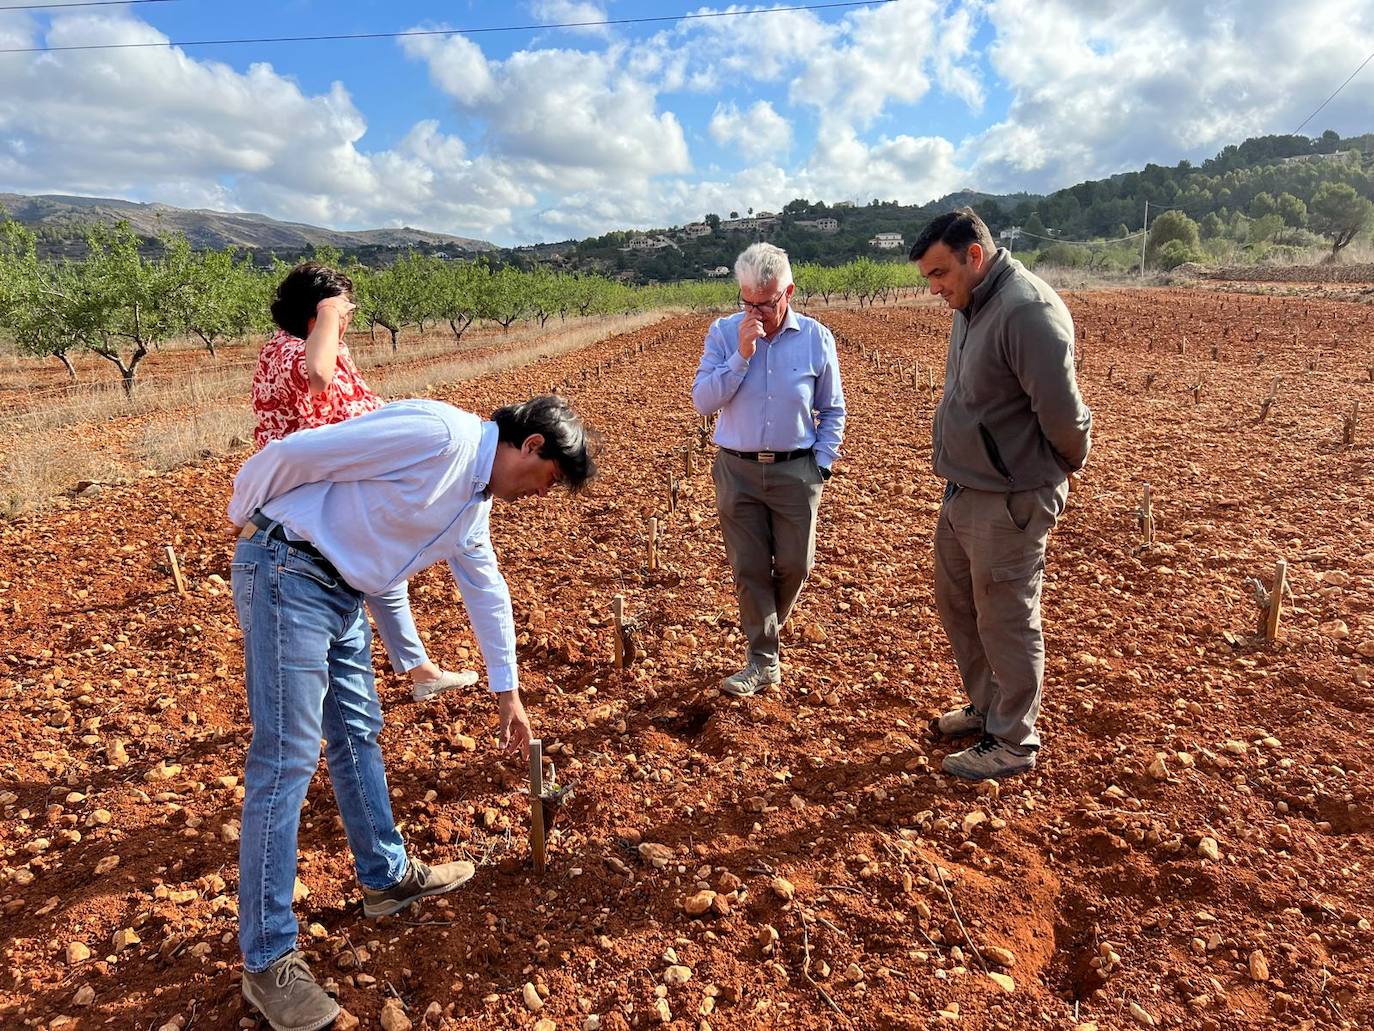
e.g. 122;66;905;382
250;262;472;701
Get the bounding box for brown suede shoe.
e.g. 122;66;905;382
361;859;475;918
241;951;339;1031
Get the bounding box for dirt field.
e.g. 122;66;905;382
1;290;1371;1031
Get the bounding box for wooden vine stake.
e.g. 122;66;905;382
667;469;677;515
1258;376;1281;422
1137;483;1154;549
647;517;659;572
1262;559;1288;642
528;739;547;875
166;545;187;596
1342;401;1360;447
611;594;625;669
685;440;695;476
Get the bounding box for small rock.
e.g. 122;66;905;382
1147;756;1169;781
66;941;92;965
95;855;120;875
423;1001;443;1025
664;965;692;986
292;877;309;902
111;928;141;952
379;999;412;1031
1197;837;1220;862
962;810;987;835
334;1010;360;1031
583;1017;602;1031
72;985;95;1007
534;1021;556;1031
983;945;1015;968
523;982;544;1012
987;972;1015;993
1248;950;1269;982
1128;1002;1155;1027
653;998;671;1023
683;890;717;916
639;842;673;868
770;876;795;901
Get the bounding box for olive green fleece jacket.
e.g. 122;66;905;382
932;249;1092;492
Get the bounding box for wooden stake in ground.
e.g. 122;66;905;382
685;439;694;476
165;545;187;596
1259;376;1281;422
611;594;625;669
1137;483;1154;549
667;470;677;515
647;517;659;572
528;739;547;875
1342;401;1360;447
1264;559;1288;642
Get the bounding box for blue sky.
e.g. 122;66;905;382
0;1;1370;245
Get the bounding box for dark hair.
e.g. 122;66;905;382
909;207;996;263
270;262;354;339
492;394;600;491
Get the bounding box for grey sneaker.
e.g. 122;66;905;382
411;668;479;701
929;703;984;739
720;662;781;697
361;858;475;918
942;734;1038;780
241;951;339;1031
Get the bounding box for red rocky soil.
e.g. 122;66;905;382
1;292;1372;1031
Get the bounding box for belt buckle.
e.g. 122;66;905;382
757;452;776;464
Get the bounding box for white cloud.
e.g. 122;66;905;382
971;0;1374;192
708;100;793;162
402;34;691;182
528;0;611;36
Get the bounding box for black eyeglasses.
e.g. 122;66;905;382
739;290;785;313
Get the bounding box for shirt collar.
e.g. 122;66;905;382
766;305;801;340
966;247;1012;318
474;421;499;500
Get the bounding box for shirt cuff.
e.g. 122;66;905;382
727;351;750;374
486;662;519;694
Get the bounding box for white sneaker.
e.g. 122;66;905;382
411;669;479;701
941;734;1038;780
929;703;984;739
720;662;781;697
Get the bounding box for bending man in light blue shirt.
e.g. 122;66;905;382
692;242;846;698
226;395;597;1031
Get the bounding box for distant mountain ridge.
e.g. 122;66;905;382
0;192;496;254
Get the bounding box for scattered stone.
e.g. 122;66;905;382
653;998;671;1023
379;999;412;1031
1128;1002;1156;1027
334;1010;360;1031
962;810;987;835
422;1002;442;1025
1198;837;1220;862
534;1021;556;1031
770;876;795;901
72;985;95;1007
1147;756;1169;781
683;890;717;916
95;855;120;875
639;842;674;868
982;945;1015;968
987;972;1015;993
111;928;141;952
1248;950;1269;982
523;982;544;1012
66;941;92;965
664;965;692;986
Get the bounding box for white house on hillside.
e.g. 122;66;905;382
870;232;904;250
625;234;676;251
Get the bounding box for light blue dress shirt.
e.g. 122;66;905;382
227;399;518;694
690;307;846;468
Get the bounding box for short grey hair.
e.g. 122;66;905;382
734;242;793;292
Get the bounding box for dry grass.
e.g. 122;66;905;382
0;311;671;517
137;405;256;473
0;439;121;520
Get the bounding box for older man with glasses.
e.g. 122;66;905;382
692;242;847;697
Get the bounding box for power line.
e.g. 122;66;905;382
1293;46;1374;135
1016;228;1143;246
0;0;898;54
0;0;177;10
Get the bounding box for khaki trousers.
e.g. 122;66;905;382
713;450;825;667
933;482;1068;748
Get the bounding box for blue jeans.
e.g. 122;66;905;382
366;583;428;675
231;527;409;972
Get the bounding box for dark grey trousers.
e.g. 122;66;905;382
933;482;1068;748
712;450;825;667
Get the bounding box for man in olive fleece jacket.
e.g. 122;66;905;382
911;208;1092;780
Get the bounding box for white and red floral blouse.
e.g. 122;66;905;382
250;329;382;448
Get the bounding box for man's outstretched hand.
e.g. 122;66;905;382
497;689;532;760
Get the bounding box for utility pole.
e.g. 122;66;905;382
1139;199;1149;278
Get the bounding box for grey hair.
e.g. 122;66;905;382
734;242;793;292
